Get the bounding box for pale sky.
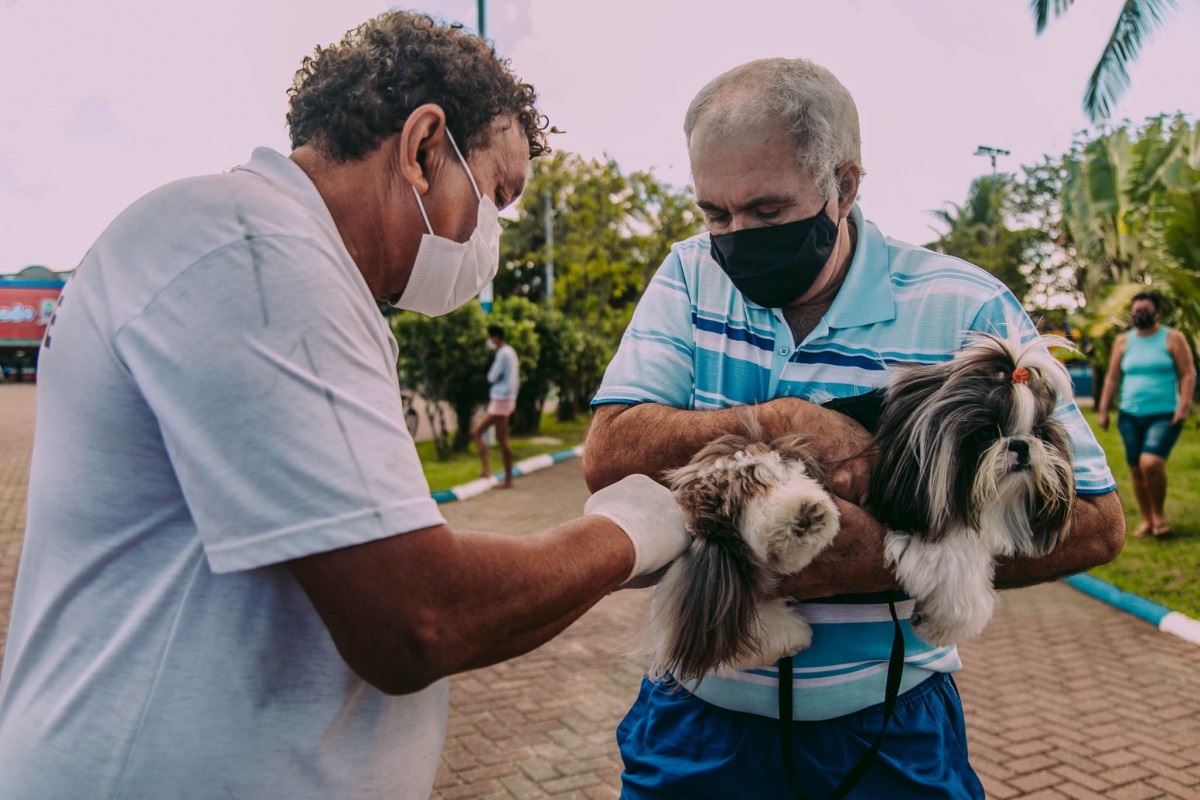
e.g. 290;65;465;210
2;0;1197;272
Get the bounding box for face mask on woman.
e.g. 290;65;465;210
391;129;501;317
1131;310;1157;330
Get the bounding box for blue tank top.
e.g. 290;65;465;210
1120;326;1178;416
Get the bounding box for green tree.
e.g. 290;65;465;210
1031;0;1182;124
496;151;700;322
1011;155;1089;309
390;304;491;459
1125;114;1200;338
387;151;701;453
926;174;1041;301
1019;116;1200;401
494;150;700;421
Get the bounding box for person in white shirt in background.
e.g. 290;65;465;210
474;323;521;487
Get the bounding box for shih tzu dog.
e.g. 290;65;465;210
648;331;1076;681
869;331;1076;646
648;415;841;683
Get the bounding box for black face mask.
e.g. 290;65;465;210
709;210;840;308
1132;310;1157;329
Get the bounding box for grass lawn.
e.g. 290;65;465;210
416;405;1200;618
416;413;590;493
1078;406;1200;618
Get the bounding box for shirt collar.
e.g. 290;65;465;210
233;147;335;225
823;204;896;330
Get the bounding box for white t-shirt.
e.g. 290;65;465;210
487;343;519;400
0;148;449;799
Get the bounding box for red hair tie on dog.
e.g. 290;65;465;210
1012;367;1030;384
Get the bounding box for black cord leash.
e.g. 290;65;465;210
778;599;905;800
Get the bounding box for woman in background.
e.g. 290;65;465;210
1099;291;1196;538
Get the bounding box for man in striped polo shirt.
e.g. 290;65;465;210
583;58;1123;799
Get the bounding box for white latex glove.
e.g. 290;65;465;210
583;473;691;586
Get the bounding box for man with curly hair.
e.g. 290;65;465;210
0;11;689;799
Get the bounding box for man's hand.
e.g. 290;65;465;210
584;474;691;584
1172;405;1190;426
761;398;875;503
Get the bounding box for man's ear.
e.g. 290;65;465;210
397;104;448;196
835;163;862;219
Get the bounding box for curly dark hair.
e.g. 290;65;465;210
287;10;549;162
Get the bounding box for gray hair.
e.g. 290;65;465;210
684;58;863;200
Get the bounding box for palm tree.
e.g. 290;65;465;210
1061;116;1200;399
1031;0;1182;124
927;175;1038;302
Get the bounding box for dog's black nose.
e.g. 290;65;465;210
1008;439;1029;466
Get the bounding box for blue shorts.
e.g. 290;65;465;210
1117;412;1183;465
617;672;984;799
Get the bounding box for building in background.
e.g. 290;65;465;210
0;265;70;382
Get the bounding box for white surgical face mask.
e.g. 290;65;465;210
391;129;502;317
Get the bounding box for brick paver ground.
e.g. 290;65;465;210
0;384;35;665
1;383;1198;798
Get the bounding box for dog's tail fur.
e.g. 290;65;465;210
650;409;813;684
647;526;766;684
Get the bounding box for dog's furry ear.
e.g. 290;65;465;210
866;365;945;532
1028;420;1075;554
649;538;762;684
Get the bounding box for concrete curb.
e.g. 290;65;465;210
1063;573;1200;647
431;445;584;504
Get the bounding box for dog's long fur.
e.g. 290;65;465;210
869;331;1076;645
648;414;840;683
648;331;1077;682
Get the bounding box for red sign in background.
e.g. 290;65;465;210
0;285;62;344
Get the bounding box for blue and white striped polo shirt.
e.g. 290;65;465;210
593;205;1116;721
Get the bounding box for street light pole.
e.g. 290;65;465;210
973;145;1011;178
476;0;494;313
543;189;554;303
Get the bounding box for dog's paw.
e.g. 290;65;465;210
910;590;995;647
791;495;839;541
889;534;999;646
743;474;840;574
883;530;912;568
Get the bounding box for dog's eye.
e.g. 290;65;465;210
968;428;997;447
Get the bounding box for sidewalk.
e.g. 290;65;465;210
2;383;1199;798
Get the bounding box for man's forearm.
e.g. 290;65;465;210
583;403;749;491
583;400;874;499
994;490;1125;589
776;491;1124;601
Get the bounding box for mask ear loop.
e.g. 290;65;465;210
407;128;480;236
410;185;434;235
445;129;483;201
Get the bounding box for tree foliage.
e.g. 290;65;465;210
932;115;1198;402
493;149;700;422
1028;115;1200;398
1031;0;1181;124
495;151;700;324
390;303;491;459
926;174;1042;301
